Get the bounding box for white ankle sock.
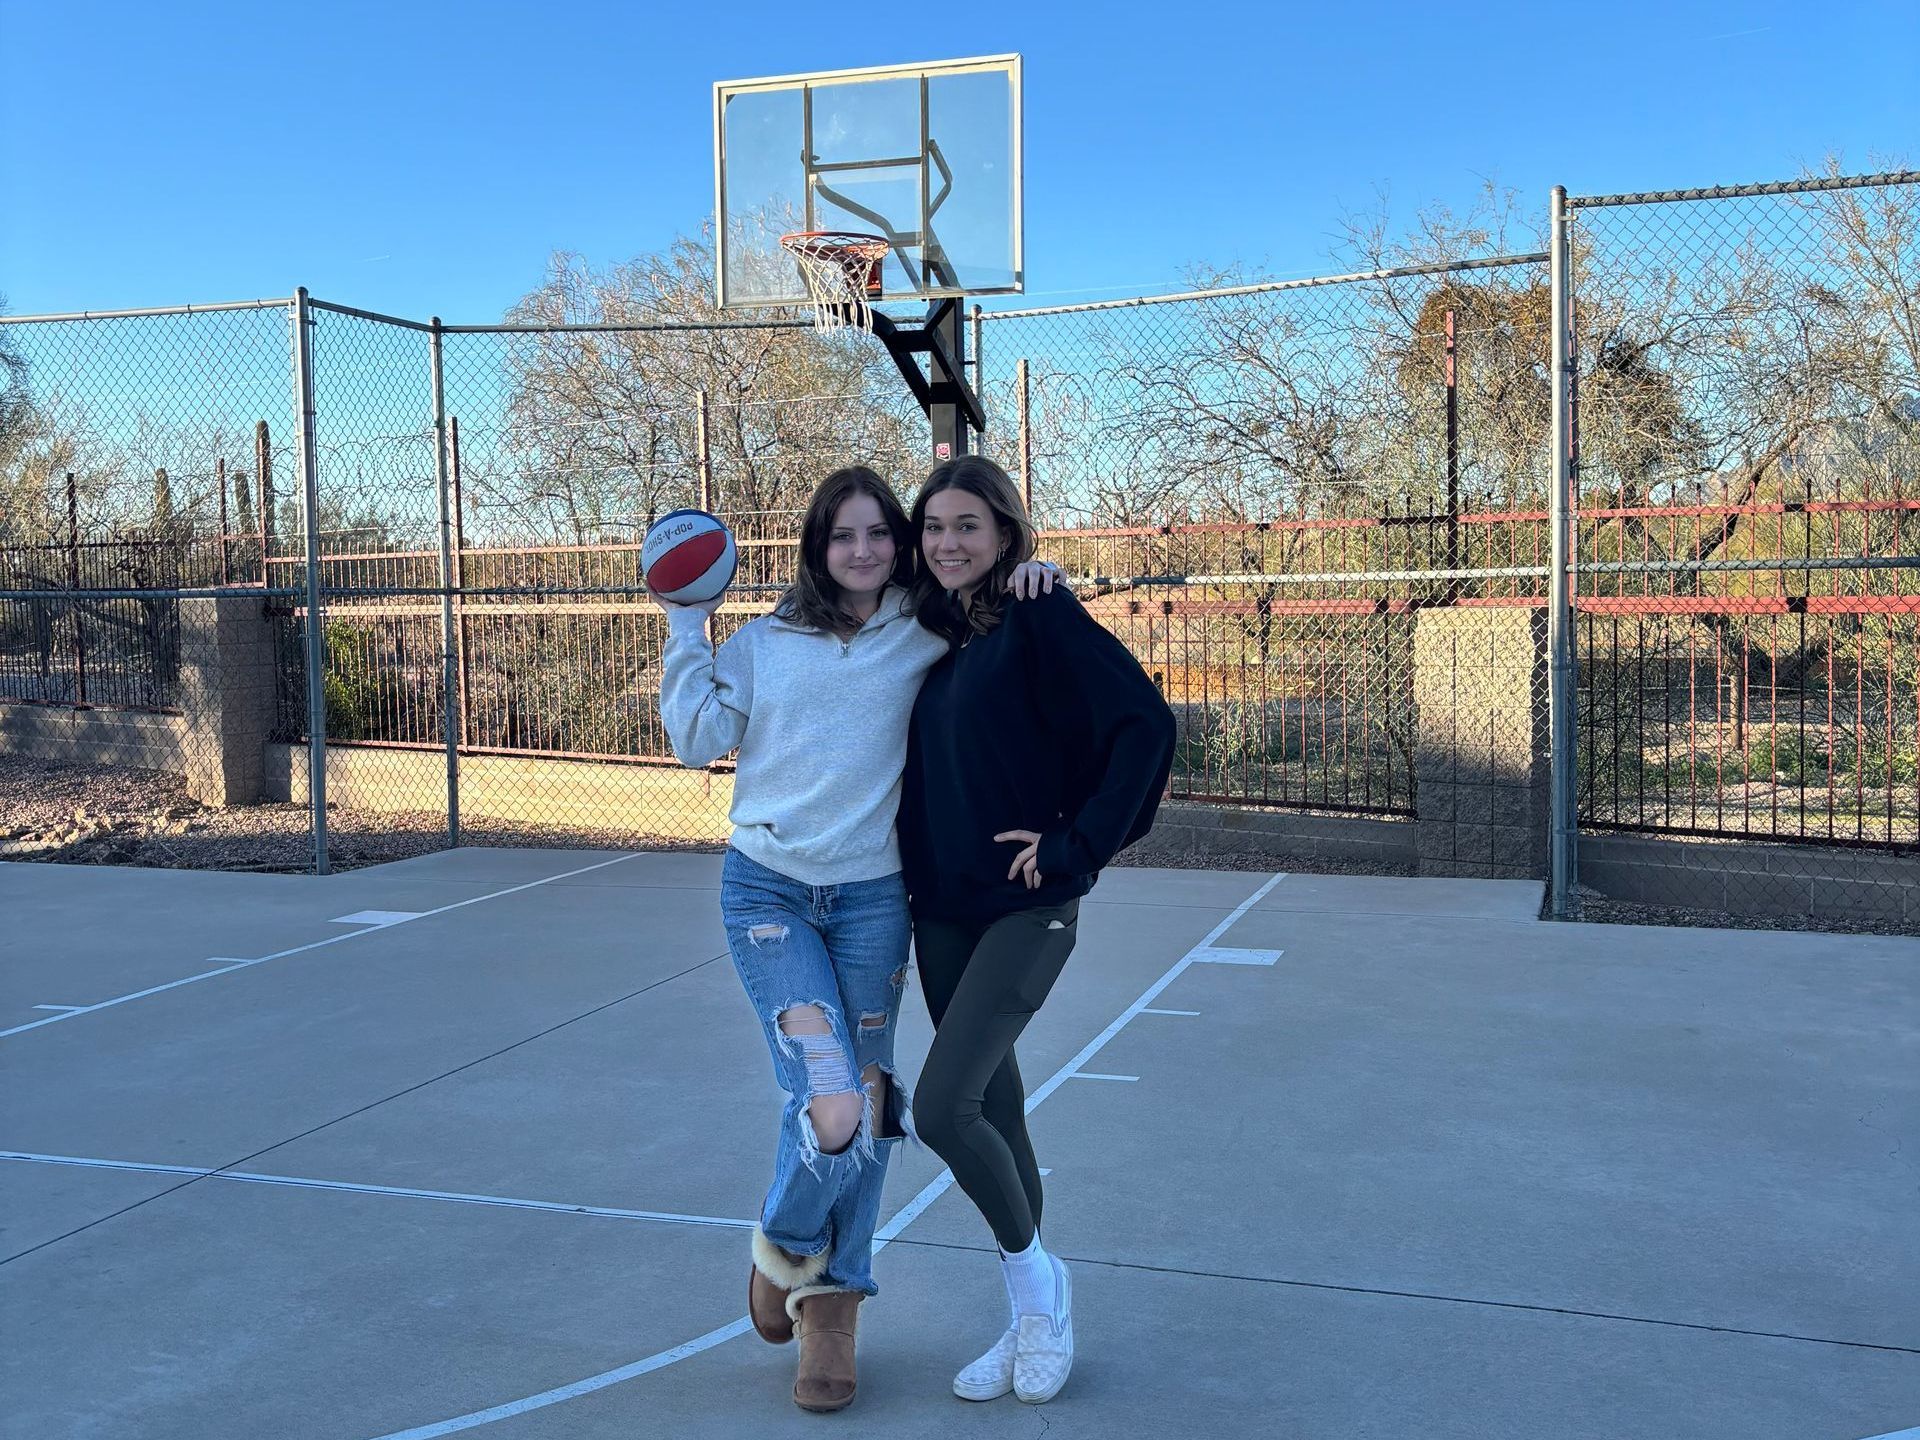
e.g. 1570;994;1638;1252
999;1234;1057;1317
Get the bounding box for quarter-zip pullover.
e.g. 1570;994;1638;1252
661;587;945;885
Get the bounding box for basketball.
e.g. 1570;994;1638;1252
643;509;737;605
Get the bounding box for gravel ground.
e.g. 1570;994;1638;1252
1570;892;1914;936
1;754;1908;936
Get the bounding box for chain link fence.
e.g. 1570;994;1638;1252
973;257;1557;880
0;302;315;867
1568;172;1919;928
2;169;1914;931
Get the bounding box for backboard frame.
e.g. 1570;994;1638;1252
712;54;1024;311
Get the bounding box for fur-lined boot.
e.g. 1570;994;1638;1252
789;1287;862;1412
749;1228;826;1345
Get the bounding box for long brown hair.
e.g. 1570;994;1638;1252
773;466;915;636
906;456;1037;644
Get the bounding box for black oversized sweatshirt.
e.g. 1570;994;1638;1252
899;586;1177;922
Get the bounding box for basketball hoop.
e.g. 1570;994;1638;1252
780;231;889;334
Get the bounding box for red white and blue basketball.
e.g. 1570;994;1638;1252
643;509;737;604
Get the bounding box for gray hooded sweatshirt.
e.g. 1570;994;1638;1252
660;586;946;885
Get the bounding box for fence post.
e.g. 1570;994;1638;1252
449;416;471;751
696;389;714;512
216;456;231;586
971;305;985;438
291;287;330;876
1547;189;1579;918
1016;358;1032;513
1444;308;1459;597
65;472;87;705
429;318;462;848
256;420;274;588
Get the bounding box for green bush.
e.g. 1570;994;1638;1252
1740;729;1916;786
322;621;383;742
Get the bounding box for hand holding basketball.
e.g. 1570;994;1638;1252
643;509;738;608
650;590;724;618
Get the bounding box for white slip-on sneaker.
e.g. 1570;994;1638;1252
952;1327;1018;1401
1013;1254;1073;1403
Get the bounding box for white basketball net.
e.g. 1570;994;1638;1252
780;232;889;335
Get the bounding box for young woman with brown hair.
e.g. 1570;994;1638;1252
899;456;1176;1406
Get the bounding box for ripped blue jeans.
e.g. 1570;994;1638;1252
720;846;911;1297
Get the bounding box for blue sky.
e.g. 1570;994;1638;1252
2;0;1914;321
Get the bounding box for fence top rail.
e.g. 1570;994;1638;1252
307;299;436;332
1570;169;1920;210
0;299;817;334
0;297;295;325
436;317;813;335
0;586;305;601
305;301;816;336
977;253;1550;322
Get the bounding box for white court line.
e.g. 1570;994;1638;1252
1071;1073;1141;1082
1;852;643;1040
1141;1007;1200;1016
1191;946;1284;966
1856;1429;1920;1440
332;910;427;927
364;870;1290;1440
0;1152;752;1231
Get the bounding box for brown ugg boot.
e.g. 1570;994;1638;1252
750;1229;827;1345
789;1288;862;1413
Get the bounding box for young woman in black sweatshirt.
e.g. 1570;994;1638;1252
899;456;1176;1405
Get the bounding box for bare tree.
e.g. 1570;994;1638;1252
466;228;925;545
0;294;51;545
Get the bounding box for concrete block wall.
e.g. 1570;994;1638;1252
177;594;277;805
0;701;187;772
1147;801;1416;870
263;743;735;842
1580;833;1920;928
0;592;274;806
1412;608;1550;880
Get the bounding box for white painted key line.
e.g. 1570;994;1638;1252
1;853;643;1040
365;871;1290;1440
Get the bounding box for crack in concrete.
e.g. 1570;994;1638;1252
1857;1100;1911;1170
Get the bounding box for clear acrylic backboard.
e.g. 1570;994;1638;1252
713;54;1023;310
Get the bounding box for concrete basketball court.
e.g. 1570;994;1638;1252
2;849;1916;1440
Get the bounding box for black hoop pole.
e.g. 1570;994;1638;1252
927;299;975;459
868;299;983;457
